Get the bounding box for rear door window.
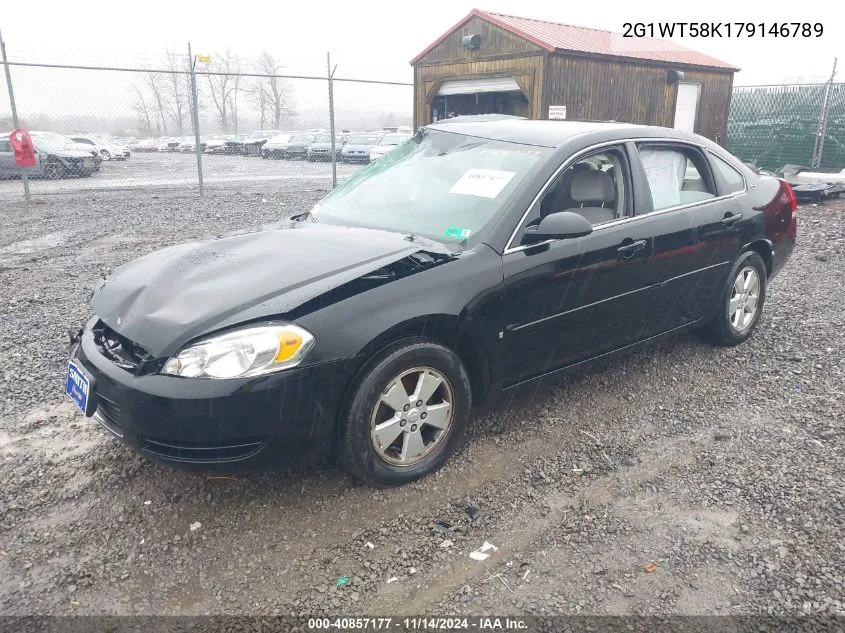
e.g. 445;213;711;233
637;145;715;212
709;153;746;194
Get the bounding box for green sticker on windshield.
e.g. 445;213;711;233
444;227;471;239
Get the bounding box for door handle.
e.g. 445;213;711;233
617;239;648;258
721;213;743;227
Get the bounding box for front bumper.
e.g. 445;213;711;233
65;158;96;176
342;152;370;162
70;317;358;471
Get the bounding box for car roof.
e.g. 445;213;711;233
425;115;705;148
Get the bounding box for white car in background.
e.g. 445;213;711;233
129;139;158;153
368;132;412;162
260;132;295;158
202;137;228;154
70;136;130;161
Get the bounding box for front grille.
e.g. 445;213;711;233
94;394;123;437
141;437;266;464
92;320;157;375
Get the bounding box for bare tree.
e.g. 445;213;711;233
255;51;293;129
248;78;270;129
202;50;241;133
141;68;169;135
132;86;154;135
162;49;189;134
230;72;243;134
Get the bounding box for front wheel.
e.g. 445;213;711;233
704;252;767;346
338;340;471;486
100;149;111;161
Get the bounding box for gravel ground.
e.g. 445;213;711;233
0;186;842;619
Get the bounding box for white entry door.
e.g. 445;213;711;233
674;83;700;133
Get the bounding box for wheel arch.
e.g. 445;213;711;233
744;239;773;277
347;314;493;410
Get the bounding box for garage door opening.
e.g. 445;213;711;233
431;77;529;121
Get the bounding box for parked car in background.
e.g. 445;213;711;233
284;132;321;160
306;133;347;161
341;133;384;163
260;133;294;159
178;138;204;153
0;135;32;178
1;131;97;179
130;139;158;153
202;137;228;154
221;137;247;155
369;132;413;161
70;136;130;161
242;130;281;156
157;138;181;152
31;131;102;171
204;136;246;155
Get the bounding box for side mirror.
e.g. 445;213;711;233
522;211;593;243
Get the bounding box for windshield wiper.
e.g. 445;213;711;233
291;210;317;222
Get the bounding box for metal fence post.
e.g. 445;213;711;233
812;58;838;169
0;28;31;203
327;52;337;189
188;42;204;197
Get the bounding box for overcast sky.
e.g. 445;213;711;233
2;0;840;84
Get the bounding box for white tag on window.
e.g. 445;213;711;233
448;168;516;199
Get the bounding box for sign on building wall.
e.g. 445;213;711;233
548;105;567;120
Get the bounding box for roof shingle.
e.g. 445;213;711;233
411;9;738;71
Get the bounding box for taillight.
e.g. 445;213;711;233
758;179;797;240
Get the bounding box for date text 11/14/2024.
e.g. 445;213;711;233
307;617;528;630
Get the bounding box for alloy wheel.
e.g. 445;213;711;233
728;266;760;332
370;366;453;467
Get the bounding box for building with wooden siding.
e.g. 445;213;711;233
411;10;739;143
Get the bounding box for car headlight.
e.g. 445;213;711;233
161;324;314;379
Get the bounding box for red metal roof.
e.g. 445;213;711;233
410;9;738;71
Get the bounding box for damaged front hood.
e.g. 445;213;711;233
91;222;449;357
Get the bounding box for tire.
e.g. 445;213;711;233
338;340;472;486
100;149;111;161
704;251;767;346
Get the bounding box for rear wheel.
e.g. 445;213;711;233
704;252;767;346
338;340;471;486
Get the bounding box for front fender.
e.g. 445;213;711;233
296;244;505;367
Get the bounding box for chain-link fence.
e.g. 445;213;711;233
3;37;843;200
727;82;845;171
0;42;412;200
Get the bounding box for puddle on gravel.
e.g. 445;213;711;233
0;231;67;254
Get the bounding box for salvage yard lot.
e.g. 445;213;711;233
0;152;362;198
0;187;843;617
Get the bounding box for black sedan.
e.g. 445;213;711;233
66;117;797;486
